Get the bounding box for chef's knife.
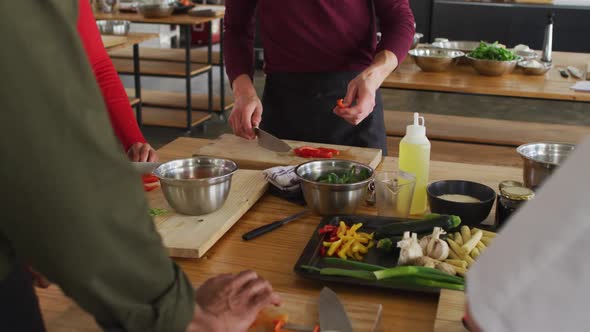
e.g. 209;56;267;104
242;210;308;241
319;287;353;332
254;127;292;152
131;162;161;174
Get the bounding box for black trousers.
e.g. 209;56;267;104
260;72;388;155
0;266;46;331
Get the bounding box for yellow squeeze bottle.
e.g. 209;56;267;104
398;112;431;216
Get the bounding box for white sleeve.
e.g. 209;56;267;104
467;138;590;332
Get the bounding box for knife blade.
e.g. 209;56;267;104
254;127;291;152
319;287;353;332
131;162;161;174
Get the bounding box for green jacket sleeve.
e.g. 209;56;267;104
0;1;194;331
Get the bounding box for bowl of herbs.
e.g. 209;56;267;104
295;160;374;215
467;41;522;76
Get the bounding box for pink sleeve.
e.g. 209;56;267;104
77;0;146;151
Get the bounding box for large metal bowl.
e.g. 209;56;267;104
153;157;238;215
138;4;174;18
295;160;374;215
96;20;130;35
516;142;575;189
409;48;464;72
431;40;480;53
467;56;522;76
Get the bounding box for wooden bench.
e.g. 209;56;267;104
125;89;233;113
386;136;522;168
111;58;211;78
109;47;221;65
384;110;590;146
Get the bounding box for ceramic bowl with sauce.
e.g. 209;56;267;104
427;180;496;226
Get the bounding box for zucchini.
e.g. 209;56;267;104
374;214;461;239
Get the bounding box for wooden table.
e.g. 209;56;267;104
37;137;519;331
383;51;590;102
96;8;226;130
101;32;157;51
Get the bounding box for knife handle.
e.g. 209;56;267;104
242;220;285;241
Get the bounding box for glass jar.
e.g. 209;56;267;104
495;185;534;230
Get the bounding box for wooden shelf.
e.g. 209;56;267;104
126;89;233;112
141;107;212;128
129;97;140;107
112;58;211;77
109;47;221;65
384;110;590;146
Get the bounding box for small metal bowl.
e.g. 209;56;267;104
431;40;480;54
411;33;424;50
518;60;552;75
513;49;539;61
295;160;374;215
467;55;522;76
96;20;130;36
153;157;238;215
408;48;465;72
516;142;575;189
138;4;174;18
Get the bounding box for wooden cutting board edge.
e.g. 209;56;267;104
433;289;467;332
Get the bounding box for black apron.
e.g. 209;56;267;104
0;265;46;331
260;71;387;155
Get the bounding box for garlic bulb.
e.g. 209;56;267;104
418;234;432;252
426;227;449;260
397;232;423;265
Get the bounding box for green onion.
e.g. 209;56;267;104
322;257;386;271
373;266;464;285
149;208;168;217
383;277;465;291
299;265;322;273
319;268;376;280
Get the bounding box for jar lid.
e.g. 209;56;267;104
499;180;524;191
500;186;535;201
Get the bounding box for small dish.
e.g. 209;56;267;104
518;60;552;75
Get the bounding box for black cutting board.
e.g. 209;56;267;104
294;215;446;294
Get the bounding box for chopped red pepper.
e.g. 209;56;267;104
315;151;333;158
336;98;350;108
319;246;327;257
294;146;339;159
328;236;340;242
318;225;337;235
142;174;159;184
318;147;340;156
144;184;159;192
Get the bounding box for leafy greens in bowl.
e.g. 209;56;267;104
469;41;518;61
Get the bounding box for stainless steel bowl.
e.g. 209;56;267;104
153;157;238;215
295;160;374;215
513;49;539;61
518;60;552;75
516;142;575;189
138;4;174;18
411;33;424;50
96;20;130;35
409;48;464;72
431;40;480;53
467;56;522;76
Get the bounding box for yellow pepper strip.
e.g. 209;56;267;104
366;240;374;249
353;252;364;261
323;241;333;247
356;242;368;254
352;242;361;253
347;223;363;235
354;235;369;244
327;239;342;256
338;238;355;259
337;221;347;236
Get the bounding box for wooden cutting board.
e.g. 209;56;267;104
101;35;128;49
43;289;381;332
196;134;383;170
148;169;268;258
434;290;467;332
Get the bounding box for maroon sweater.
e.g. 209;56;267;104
224;0;415;83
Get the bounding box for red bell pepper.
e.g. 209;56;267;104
336;98;350;109
318;225;337;235
142;174;159;184
319;246;327;257
144;184;159;192
318;147;340;156
294;146;339;159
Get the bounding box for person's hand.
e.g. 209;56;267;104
334;50;399;125
333;73;380;125
27;266;51;288
127;142;158;162
186;271;281;332
229;74;263;140
463;303;482;332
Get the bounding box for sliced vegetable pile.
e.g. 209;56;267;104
316;166;371;184
149;208;168;217
469;41;518;61
318;222;374;261
142;174;160;192
444;226;495;273
294;146;340;158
